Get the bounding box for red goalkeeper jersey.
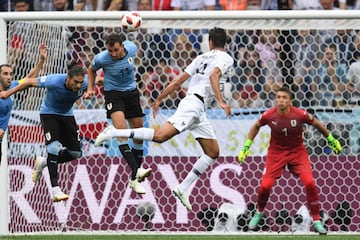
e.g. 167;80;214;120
259;106;314;151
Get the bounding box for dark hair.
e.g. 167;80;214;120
209;27;229;48
277;86;293;99
13;0;30;4
67;61;85;78
0;64;11;73
105;33;123;47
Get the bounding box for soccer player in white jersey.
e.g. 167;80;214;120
94;27;234;211
84;33;151;195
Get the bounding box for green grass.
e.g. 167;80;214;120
1;234;360;240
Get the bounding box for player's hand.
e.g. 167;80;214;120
39;43;48;61
219;102;231;117
0;90;10;99
152;100;160;118
237;139;253;164
327;134;342;154
84;90;95;99
238;148;250;164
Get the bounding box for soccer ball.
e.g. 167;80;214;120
121;12;142;32
136;201;155;222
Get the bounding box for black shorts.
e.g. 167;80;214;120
104;89;144;119
40;114;81;151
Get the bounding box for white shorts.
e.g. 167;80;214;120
167;95;216;139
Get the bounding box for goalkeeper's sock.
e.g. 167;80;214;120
179;154;214;191
300;172;321;220
119;143;138;180
47;153;59;187
111;128;155;141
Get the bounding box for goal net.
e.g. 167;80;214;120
0;11;359;234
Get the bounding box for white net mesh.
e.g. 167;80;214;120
1;12;359;233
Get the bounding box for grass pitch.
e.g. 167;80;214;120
1;233;360;240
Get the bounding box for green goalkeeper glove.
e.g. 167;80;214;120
327;134;342;154
238;139;253;164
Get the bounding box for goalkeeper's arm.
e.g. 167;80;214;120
238;120;261;163
312;118;342;154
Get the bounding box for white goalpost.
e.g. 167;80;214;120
0;10;359;235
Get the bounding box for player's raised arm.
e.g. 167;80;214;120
0;77;38;99
152;71;189;118
84;64;96;99
25;43;48;78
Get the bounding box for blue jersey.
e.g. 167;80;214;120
37;74;88;116
0;81;19;132
91;40;137;92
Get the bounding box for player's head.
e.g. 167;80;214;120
208;27;230;50
138;0;152;10
13;0;30;11
105;33;125;60
0;64;13;90
66;61;85;92
275;86;293;112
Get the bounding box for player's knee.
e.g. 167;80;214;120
260;177;275;191
68;149;82;159
300;173;316;188
47;141;62;156
204;142;219;159
152;132;168;143
206;149;219;159
303;178;316;189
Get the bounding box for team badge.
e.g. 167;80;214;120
45;132;51;141
107;103;113;110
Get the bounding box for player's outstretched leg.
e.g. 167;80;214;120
249;211;264;230
52;186;69;202
313;220;327;235
136;167;152;182
173;186;192;211
32;156;47;183
94;125;115;147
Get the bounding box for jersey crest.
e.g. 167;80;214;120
106;103;113;111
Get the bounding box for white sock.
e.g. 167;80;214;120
111;128;155;141
40;157;47;168
52;186;61;194
179;154;214;192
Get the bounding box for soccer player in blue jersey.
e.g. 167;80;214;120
1;62;87;202
0;43;47;165
85;33;151;194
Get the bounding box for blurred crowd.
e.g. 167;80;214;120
2;0;360;12
3;0;360;111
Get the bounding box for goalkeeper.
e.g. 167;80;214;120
238;86;342;235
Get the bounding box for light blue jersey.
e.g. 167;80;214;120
0;81;19;131
91;40;137;92
37;74;88;116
